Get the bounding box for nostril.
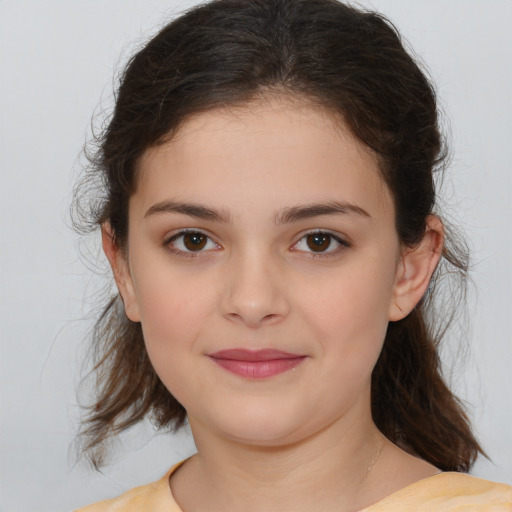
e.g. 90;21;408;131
223;311;284;328
220;268;290;327
226;312;243;321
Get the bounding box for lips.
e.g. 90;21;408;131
208;349;307;379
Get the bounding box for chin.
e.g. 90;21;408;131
203;399;316;447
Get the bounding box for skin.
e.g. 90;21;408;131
104;97;444;512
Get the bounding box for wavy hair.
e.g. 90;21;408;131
74;0;484;470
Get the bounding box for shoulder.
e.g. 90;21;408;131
74;481;159;512
365;472;512;511
74;464;182;512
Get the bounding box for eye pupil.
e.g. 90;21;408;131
183;233;207;251
306;233;330;252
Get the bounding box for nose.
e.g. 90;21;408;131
220;248;290;328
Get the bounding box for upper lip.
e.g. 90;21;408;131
208;349;304;361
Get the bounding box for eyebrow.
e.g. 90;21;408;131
145;201;231;222
274;201;371;224
144;200;370;223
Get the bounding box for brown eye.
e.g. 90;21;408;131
183;232;207;251
306;233;332;252
166;230;220;256
292;231;349;256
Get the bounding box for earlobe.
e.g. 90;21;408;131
101;223;141;322
389;216;444;321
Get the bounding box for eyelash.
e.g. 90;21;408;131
164;229;220;258
163;229;351;258
291;230;351;258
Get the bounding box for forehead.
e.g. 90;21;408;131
135;98;393;220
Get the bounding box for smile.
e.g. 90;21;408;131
208;349;307;379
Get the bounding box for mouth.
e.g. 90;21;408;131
207;349;307;379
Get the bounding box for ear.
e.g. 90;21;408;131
388;215;444;321
101;223;141;322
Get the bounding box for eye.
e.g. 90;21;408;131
166;230;220;255
292;231;349;255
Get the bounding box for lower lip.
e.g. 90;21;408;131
209;357;307;379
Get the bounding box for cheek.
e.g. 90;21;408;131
306;260;395;333
131;266;218;386
301;254;397;369
133;259;217;332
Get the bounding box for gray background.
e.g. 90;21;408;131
1;1;511;510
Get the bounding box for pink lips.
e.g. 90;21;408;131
208;349;306;379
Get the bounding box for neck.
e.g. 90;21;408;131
172;407;388;512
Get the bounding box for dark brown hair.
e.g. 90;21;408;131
76;0;484;470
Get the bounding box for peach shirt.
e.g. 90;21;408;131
76;461;512;512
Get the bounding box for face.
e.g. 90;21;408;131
111;98;416;447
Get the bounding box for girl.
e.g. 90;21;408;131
74;0;512;510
